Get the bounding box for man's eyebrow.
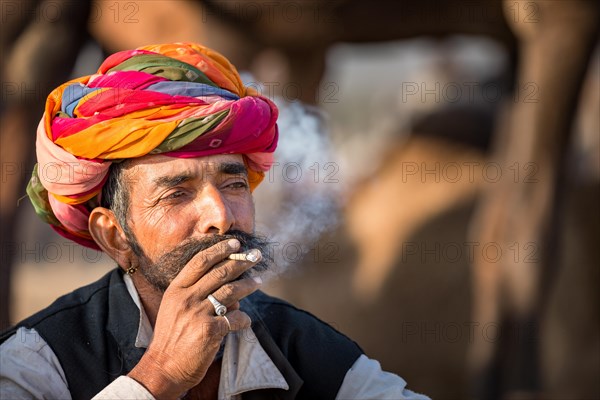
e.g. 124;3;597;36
152;174;193;189
219;162;248;176
151;162;247;189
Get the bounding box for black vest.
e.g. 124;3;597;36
1;269;362;399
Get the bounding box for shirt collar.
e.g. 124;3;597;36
123;274;153;348
122;274;288;398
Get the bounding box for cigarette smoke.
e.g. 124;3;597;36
251;96;345;277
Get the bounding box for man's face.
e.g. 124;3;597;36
120;153;267;291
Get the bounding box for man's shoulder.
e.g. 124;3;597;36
1;268;121;343
37;268;119;309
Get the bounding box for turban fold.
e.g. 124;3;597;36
27;43;279;250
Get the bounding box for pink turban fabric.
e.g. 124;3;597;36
27;43;279;250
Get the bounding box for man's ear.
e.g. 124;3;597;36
89;207;134;270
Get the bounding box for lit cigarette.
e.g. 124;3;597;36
228;250;261;263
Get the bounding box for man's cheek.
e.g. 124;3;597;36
143;221;190;255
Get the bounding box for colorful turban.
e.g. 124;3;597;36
27;42;279;250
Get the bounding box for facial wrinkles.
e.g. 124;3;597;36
137;190;194;237
128;202;176;254
138;180;246;248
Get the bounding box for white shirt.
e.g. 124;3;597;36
1;275;429;399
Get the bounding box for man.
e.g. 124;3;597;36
0;43;428;399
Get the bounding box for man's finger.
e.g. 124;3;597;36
199;310;252;345
203;277;261;311
172;239;240;288
195;249;261;294
220;310;252;333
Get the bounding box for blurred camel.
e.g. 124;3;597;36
1;0;598;398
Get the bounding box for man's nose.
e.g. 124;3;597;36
195;185;234;234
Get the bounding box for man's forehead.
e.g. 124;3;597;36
123;154;246;185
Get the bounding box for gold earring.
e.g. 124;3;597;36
126;265;138;275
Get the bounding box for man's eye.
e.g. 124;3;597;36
228;181;249;189
163;190;185;200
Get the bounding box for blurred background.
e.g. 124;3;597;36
1;1;598;399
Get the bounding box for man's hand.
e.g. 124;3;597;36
127;238;261;398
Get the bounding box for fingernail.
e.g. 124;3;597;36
246;249;261;263
253;276;263;285
228;239;240;249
